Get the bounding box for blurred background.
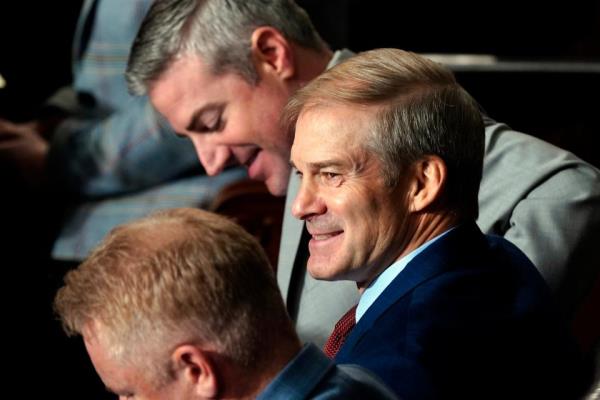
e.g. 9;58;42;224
1;0;598;397
1;0;599;161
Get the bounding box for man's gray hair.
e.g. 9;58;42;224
284;48;484;220
126;0;328;95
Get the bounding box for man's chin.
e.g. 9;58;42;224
307;260;344;282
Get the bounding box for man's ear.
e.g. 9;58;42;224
250;27;295;80
407;155;447;213
171;344;219;398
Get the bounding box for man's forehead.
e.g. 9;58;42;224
292;126;373;173
148;61;221;133
149;55;221;103
294;106;371;148
165;54;213;78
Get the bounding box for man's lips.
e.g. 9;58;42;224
308;229;344;257
310;231;343;240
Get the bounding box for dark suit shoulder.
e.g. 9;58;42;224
336;224;586;399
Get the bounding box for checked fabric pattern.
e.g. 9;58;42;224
323;304;358;359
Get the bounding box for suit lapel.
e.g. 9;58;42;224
277;173;305;301
340;223;485;353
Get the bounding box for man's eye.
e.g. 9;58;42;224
321;172;342;186
197;107;224;132
202;115;222;132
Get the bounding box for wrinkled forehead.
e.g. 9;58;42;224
147;55;247;130
291;104;378;168
293;103;375;147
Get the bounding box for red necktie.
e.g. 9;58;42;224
323;304;358;359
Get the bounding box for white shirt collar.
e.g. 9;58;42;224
356;228;454;322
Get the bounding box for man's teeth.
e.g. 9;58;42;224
313;233;338;240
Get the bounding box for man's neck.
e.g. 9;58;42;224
406;211;460;256
358;211;460;292
224;338;302;399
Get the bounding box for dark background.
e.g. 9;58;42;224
301;0;600;167
0;1;598;398
1;0;599;162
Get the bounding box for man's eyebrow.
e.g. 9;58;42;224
186;102;225;133
290;159;347;172
308;160;346;170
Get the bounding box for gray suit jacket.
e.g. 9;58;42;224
277;51;600;346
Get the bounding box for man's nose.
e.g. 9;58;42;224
191;138;232;176
292;178;326;220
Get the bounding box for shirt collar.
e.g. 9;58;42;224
356;228;454;322
327;49;354;69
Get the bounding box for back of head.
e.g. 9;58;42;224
54;208;294;381
126;0;328;95
284;48;484;220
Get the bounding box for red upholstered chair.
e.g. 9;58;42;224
209;179;285;270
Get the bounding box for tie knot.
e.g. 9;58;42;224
323;304;358;359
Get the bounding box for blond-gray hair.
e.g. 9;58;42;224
54;207;294;383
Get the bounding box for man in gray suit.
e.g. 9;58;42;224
126;0;600;346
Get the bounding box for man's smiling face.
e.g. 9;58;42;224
149;55;294;196
291;104;412;287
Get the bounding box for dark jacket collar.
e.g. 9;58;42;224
341;222;485;352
